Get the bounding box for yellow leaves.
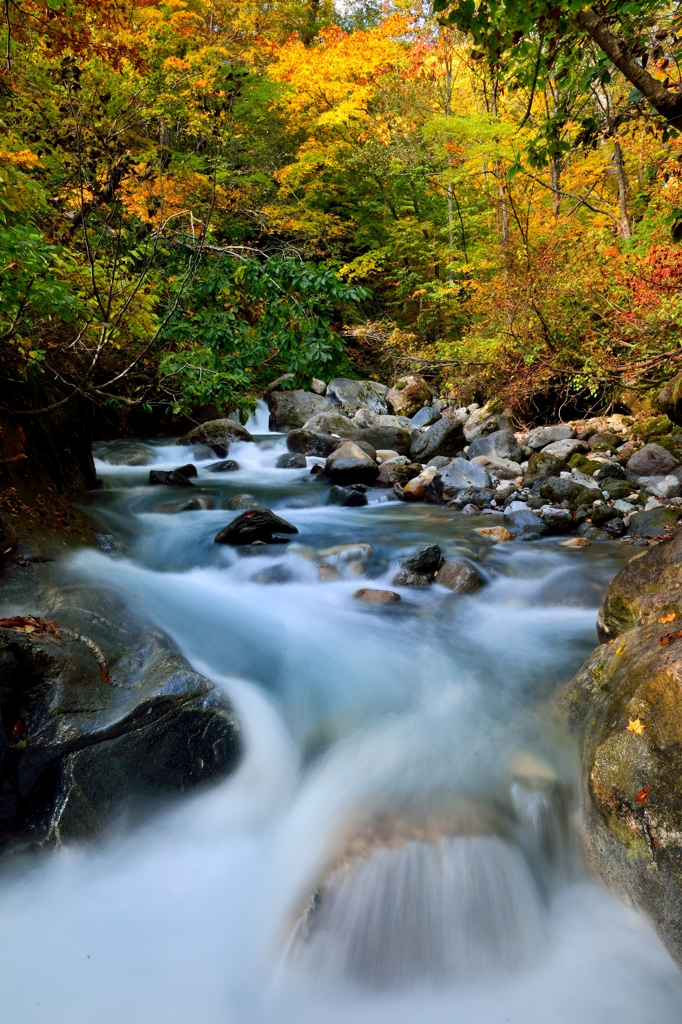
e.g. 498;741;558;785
615;643;626;654
0;148;39;169
660;612;676;623
627;718;646;735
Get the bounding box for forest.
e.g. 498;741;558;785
2;0;682;432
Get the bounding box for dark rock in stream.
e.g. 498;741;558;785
400;544;443;575
287;429;338;458
0;594;241;848
214;508;298;545
328;485;368;507
176;418;253;453
149;468;196;487
276;452;307;469
207;460;239;473
435;558;485;593
95;441;156;467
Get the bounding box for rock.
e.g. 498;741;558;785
598;525;682;640
461;503;480;514
603;517;625;537
227;493;261;510
385;375;432;417
152;496;215;513
627;443;680;477
149;469;195;487
576;524;611;542
302;410;357;438
319;543;373;565
560;536;590;547
588;502;622;527
310;378;327;396
539;477;599;508
392;569;431;587
251;564;295;585
318;563;343;582
324;442;378;486
626;506;682;539
658;372;682;426
326;379;389;416
327;485;368;507
286;428;338;458
537;568;605;607
463;399;510;442
522;451;569;486
376;458;420;488
599;478;632;500
266;390;332;431
473;526;511;543
445;487;495;509
276;453;307;469
403;466;438;501
353;588;401;604
207;460;240;472
526;425;576;450
435;558;485;592
541;439;589;461
426;455;452;470
0;600;241;846
177;419;253;453
411;405;441;428
214;508;298;545
646;475;682;499
96;440;157;466
594;462;626;481
265;372;296;393
401;544;443;575
349;425;412;456
376;449;400;463
503;509;549;537
409;418;466;462
588;431;621;452
470;454;522;480
539;507;574;532
467;429;524;463
426;457;490;502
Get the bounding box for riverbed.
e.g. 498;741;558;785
0;418;680;1023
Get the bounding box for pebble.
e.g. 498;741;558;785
353;588;401;604
560;536;591;548
475;526;513;542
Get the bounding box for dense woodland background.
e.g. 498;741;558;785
2;0;682;441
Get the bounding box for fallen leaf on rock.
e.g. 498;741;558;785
644;634;654;640
627;718;646;735
660;629;682;645
636;786;651;804
660;613;676;624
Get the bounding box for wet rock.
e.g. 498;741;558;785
560;536;590;547
319;543;373;566
326;379;389;417
0;601;241;846
627;443;680;477
352;439;378;460
325;442;378;486
411;405;441;428
588;431;621;452
475;526;513;542
353;588;401;604
401;544;443;575
152;496;215;513
177;419;253;453
539;477;599;507
470;454;522;480
503;509;549;537
526;424;575;450
403;466;438;501
541;439;589;461
658;371;682;426
207;460;240;472
467;429;524;463
386;375;432;417
522;451;569;486
318;563;343;582
538;507;574;532
426;457;490;503
392;569;431;588
445;487;495;509
287;428;338;458
590;502;622;527
302;410;357;438
435;558;484;592
96;441;157;466
603;517;625;537
149;469;195;487
214;508;298;545
251;564;295;585
351;425;413;456
328;485;368;507
598;525;682;640
463;399;510;442
627;506;682;539
228;493;261;511
267;390;332;431
376;458;420;489
276;452;307;469
410;418;465;463
538;568;605;607
576;524;611;542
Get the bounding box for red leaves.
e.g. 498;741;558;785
660;629;682;645
636;786;651;804
10;719;27;745
0;616;62;645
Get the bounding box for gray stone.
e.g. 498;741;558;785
310;378;327;395
429;458;491;502
470;455;522;480
409;418;466;462
350;425;413;456
526;424;576;450
522;451;569;486
400;544;442;575
627;443;680;477
503;509;549;537
302;410;357;437
392;569;431;588
96;441;156;466
214;508;298;545
435;558;485;592
426;456;452;470
463;399;511;442
276;453;307;469
267;390;332;432
627;505;682;538
149;468;195;487
324;442;378;486
328;485;368;507
539;477;600;507
646;475;682;500
538;506;574;532
467;428;524;463
177;418;253;453
411;405;441;428
227;493;261;510
326;379;389;416
207;460;239;472
385;375;432;417
286;429;338;458
541;439;588;460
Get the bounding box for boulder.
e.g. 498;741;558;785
526;425;576;450
302;410;357;438
149;469;194;487
541;439;589;461
386;375;432;417
539;477;600;508
276;453;307;469
403;466;438;501
267;390;332;432
463;399;511;442
538;507;574;532
503;509;549;537
352;439;377;460
177;419;253;453
377;459;421;489
427;457;490;502
627;506;682;539
474;526;513;542
522;451;569;486
152;496;215;513
0;603;241;846
658;372;682;427
227;494;261;511
588;431;621;452
286;428;338;458
392;570;431;588
351;425;413;456
324;442;378;486
327;485;368;507
627;443;680;477
214;508;298;545
411;405;441;428
445;487;496;510
353;588;401;604
435;558;485;593
326;378;389;417
409;418;466;462
645;475;682;500
96;441;156;466
401;544;443;575
467;429;524;463
470;454;522;480
207;460;240;472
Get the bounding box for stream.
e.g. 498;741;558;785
1;407;682;1023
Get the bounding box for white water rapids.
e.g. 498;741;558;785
0;412;680;1023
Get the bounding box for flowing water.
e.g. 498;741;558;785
1;407;681;1023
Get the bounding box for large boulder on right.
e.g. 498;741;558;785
627;443;679;477
658;372;682;427
409;418;465;462
267;390;332;432
386;375;432;417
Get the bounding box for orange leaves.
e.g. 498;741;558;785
627;718;646;735
660;613;676;623
660;629;682;645
636;786;651;804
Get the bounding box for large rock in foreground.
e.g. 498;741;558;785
0;601;241;847
563;527;682;968
214;508;298;545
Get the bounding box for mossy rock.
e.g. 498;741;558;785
599;526;682;641
600;478;632;500
634;415;673;442
568;453;597;474
627;506;682;540
658;372;682;427
522;450;569;486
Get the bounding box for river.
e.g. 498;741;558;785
0;408;681;1023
